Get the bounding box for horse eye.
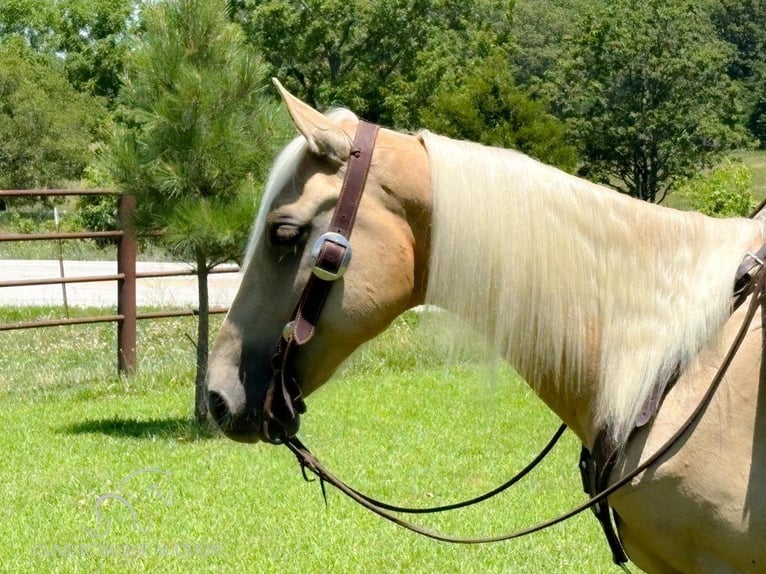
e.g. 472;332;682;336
268;223;305;248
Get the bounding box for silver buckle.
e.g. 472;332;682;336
308;232;352;281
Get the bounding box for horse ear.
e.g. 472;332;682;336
272;78;351;165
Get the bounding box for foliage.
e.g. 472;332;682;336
55;0;139;102
549;0;751;203
0;37;108;189
231;0;515;128
75;195;119;247
0;0;58;50
0;0;139;103
232;0;577;170
421;51;577;171
679;159;754;217
708;0;766;147
509;0;592;87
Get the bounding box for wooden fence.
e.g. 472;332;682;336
0;189;236;374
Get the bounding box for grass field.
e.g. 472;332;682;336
739;149;766;201
0;308;616;574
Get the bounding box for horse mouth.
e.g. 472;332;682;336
207;390;260;443
260;417;301;444
207;389;300;444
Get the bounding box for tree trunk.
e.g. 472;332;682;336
194;247;210;424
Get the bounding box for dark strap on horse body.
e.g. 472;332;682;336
733;242;766;310
580;434;629;565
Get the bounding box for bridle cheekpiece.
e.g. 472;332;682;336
261;121;380;443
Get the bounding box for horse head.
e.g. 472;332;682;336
206;81;431;442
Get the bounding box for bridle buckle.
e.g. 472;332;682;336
308;232;352;281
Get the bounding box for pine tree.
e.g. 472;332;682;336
103;0;289;421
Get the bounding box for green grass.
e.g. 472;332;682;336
738;149;766;202
0;309;615;573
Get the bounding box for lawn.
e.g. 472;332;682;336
0;309;615;574
739;149;766;201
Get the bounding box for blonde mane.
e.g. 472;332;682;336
419;131;762;444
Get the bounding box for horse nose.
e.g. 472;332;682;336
207;389;260;443
207;389;233;429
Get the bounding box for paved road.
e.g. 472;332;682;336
0;259;241;308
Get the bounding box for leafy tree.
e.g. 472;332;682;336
0;0;138;103
231;0;516;129
232;0;578;169
420;51;577;171
708;0;766;146
0;0;58;51
0;37;108;190
549;0;750;203
509;0;591;87
54;0;139;102
678;159;754;217
103;0;290;421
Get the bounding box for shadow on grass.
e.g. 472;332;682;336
62;416;221;441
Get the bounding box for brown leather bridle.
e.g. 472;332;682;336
261;120;380;443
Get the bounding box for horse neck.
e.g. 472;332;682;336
420;131;764;446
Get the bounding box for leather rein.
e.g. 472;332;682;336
261;120;766;549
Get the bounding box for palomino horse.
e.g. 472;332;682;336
207;80;766;573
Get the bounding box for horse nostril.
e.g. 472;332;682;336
207;390;232;429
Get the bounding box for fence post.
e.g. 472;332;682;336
117;194;137;374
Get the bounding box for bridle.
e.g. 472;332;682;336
261;120;380;444
258;120;766;556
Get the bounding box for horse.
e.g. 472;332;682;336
206;80;766;573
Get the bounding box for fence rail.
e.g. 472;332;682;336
0;189;237;373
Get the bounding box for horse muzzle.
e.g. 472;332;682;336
207;372;305;444
206;387;260;443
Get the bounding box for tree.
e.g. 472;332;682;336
550;0;750;203
231;0;516;129
0;0;138;104
708;0;766;146
509;0;592;87
0;37;108;190
678;159;754;217
420;51;577;170
232;1;579;169
54;0;139;103
103;0;290;422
